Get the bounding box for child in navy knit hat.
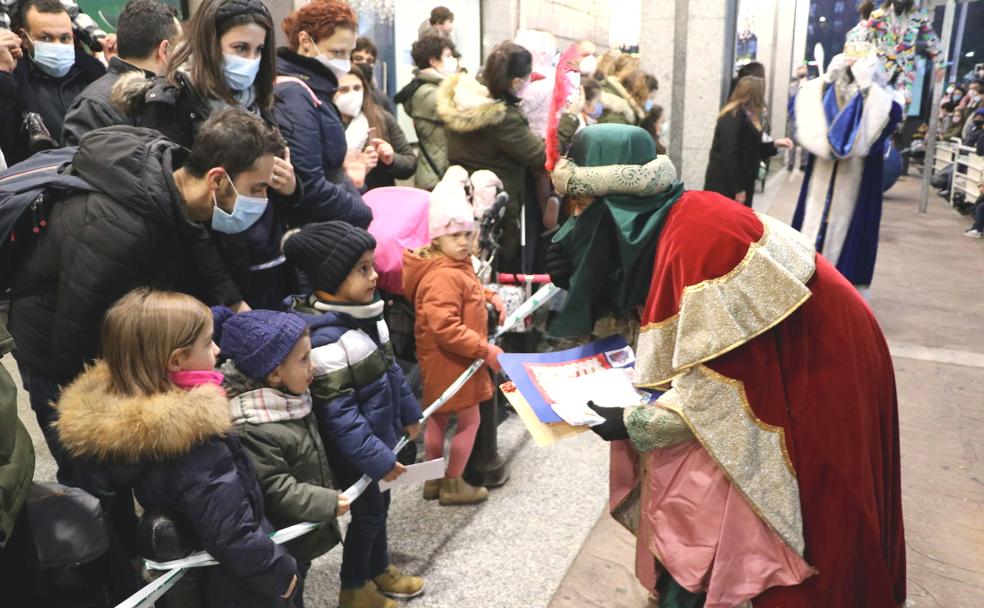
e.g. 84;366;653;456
213;307;350;608
281;221;425;608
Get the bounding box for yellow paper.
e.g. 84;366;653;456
501;383;587;446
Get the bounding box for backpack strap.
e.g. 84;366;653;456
276;76;322;107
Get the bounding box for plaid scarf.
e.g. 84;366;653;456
221;361;312;425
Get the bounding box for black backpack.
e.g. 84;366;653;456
0;147;98;296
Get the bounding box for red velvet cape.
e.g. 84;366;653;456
628;191;905;607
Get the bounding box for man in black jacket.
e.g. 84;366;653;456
0;0;105;164
8;109;283;481
62;0;180;145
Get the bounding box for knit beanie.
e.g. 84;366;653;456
282;221;377;294
429;174;475;240
212;308;309;382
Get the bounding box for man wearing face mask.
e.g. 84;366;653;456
62;0;180;145
959;81;984;142
395;33;459;189
7;109;279;481
0;0;104;164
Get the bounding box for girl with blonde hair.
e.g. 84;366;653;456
55;288;299;607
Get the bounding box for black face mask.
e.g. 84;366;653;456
974;120;984;129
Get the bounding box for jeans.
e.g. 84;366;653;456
339;474;391;589
18;363;74;483
973;199;984;232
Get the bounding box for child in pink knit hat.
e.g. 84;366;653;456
400;171;506;505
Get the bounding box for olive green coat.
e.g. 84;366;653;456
598;76;644;126
400;68;448;190
436;73;546;268
0;327;34;549
225;370;342;565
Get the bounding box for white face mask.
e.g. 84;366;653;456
579;55;598;76
440;56;458;76
334;90;364;117
514;77;531;99
319;56;352;80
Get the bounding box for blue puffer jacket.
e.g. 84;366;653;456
289;297;422;482
55;363;297;608
274;48;372;229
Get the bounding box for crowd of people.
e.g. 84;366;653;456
0;1;915;608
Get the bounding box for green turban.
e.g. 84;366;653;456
548;124;684;337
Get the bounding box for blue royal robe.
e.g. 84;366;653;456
792;68;902;287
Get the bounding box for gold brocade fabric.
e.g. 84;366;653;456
666;365;805;556
634;213;816;387
628;212;816;557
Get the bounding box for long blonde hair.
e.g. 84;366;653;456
719;75;766;130
102;289;212;397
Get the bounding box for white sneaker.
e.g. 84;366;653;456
963;228;983;238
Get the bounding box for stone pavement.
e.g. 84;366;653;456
550;170;984;608
5;170;983;608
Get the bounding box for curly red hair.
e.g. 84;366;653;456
282;0;357;51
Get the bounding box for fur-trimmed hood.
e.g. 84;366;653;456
602;76;645;122
436;72;508;133
55;363;231;463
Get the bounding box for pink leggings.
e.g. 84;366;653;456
423;405;480;478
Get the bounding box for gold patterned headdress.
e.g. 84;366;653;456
550;156;678;197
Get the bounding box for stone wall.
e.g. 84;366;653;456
481;0;611;58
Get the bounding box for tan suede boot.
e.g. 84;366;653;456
422;478;441;500
438;476;489;506
338;581;396;608
373;565;424;599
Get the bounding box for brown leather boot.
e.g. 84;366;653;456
438;476;489;506
422;478;441;500
338;582;396;608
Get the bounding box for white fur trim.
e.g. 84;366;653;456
795;76;893;160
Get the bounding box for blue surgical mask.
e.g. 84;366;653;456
222;52;261;92
587;100;603;119
644;98;655;113
952;92;963;101
211;174;267;234
30;37;75;78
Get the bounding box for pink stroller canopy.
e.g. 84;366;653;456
364;186;431;295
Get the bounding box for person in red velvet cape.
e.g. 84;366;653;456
545;124;905;608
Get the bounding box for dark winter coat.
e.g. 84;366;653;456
0;327;34;549
224;366;343;565
62;57;153;145
113;71;305;309
274;49;372;229
402;249;494;413
362;109;417;191
7;126;242;383
395;68;448;190
289;298;422;482
437;73;546;268
0;47;105;164
703;108;778;208
54;363;298;607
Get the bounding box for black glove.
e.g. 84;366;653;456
587;401;629;441
545;241;574;290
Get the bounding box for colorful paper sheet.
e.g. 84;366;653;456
498;335;636;424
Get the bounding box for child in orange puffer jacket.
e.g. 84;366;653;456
402;174;505;505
